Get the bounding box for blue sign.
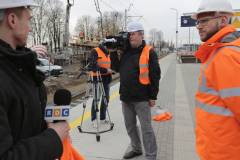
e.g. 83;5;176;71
45;109;53;117
62;108;70;117
181;16;197;27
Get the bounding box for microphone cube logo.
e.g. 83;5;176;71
45;106;70;122
45;109;53;117
62;108;70;117
53;109;61;117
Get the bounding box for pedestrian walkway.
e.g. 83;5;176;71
69;54;200;160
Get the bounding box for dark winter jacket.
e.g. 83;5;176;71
0;39;62;160
112;41;161;102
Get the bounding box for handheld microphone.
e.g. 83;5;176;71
45;89;72;123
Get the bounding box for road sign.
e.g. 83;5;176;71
181;16;196;27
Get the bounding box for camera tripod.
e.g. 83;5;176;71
77;69;114;142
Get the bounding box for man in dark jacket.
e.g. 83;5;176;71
0;1;70;159
89;43;113;127
112;21;161;160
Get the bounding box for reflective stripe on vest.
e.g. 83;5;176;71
93;47;111;76
196;100;233;116
219;88;240;98
218;49;240;99
197;45;240;115
139;45;152;85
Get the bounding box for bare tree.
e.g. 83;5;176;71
30;0;65;54
30;0;49;45
102;11;124;36
74;15;95;41
73;11;125;42
46;0;65;53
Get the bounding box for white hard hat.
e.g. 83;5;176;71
192;0;234;19
127;21;144;32
0;0;38;10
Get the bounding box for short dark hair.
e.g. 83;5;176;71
5;7;26;19
0;10;5;23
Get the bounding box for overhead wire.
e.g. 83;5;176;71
100;0;141;16
100;0;121;12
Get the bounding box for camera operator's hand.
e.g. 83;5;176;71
48;121;70;142
117;50;124;60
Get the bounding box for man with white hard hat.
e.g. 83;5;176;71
192;0;240;159
111;21;161;160
0;1;70;159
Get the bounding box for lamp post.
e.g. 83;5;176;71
170;8;179;54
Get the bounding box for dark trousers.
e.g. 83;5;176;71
91;80;110;121
122;101;157;160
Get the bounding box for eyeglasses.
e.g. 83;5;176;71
196;16;221;26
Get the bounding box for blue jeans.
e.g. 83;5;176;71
91;80;110;121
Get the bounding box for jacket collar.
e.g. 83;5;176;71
195;25;237;63
0;39;45;86
98;44;109;55
0;39;34;57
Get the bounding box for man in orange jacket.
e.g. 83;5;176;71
192;0;240;159
89;43;113;128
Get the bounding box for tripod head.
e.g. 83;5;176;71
77;56;103;79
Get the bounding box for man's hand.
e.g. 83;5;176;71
107;68;115;74
48;121;70;142
148;100;156;107
117;50;123;60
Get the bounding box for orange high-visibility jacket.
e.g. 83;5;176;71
139;45;152;85
195;25;240;160
91;47;111;76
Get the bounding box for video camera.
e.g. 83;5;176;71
102;32;129;50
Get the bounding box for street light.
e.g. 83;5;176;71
170;8;179;54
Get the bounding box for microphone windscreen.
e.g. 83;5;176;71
54;89;72;105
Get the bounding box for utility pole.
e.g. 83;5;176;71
63;0;74;48
124;3;133;31
94;0;104;39
124;9;127;31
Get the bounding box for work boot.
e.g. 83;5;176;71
123;151;142;159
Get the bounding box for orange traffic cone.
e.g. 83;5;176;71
153;111;173;122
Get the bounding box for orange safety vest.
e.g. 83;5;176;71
195;25;240;160
139;45;152;85
90;47;111;76
61;138;85;160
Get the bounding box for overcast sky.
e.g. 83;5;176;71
60;0;240;45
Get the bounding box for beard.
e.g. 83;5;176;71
130;40;142;48
201;23;221;42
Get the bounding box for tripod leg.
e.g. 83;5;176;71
80;102;87;126
79;75;93;132
98;79;114;130
92;80;101;138
91;82;99;121
99;81;112;122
